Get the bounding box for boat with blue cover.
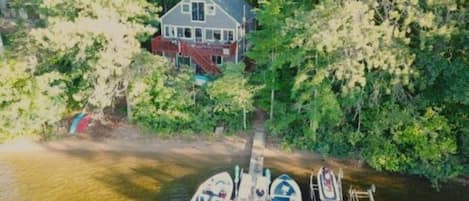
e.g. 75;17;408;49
269;174;302;201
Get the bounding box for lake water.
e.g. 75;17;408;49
0;145;467;201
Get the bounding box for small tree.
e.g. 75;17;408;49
129;54;196;133
29;0;159;116
207;63;259;130
0;56;67;141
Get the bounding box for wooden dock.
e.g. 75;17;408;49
236;111;268;201
348;185;376;201
234;111;378;201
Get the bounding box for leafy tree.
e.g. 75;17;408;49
28;0;159;116
361;105;461;185
129;53;198;133
148;0;179;13
250;0;467;185
248;0;299;121
0;55;66;141
207;63;259;130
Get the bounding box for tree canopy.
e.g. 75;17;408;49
249;0;467;186
0;0;467;186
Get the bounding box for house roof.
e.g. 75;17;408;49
212;0;255;23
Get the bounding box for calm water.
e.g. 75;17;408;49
0;149;467;201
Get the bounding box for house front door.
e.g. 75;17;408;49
195;28;202;43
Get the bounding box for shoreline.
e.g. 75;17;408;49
1;123;467;187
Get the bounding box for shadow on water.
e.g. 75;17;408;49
38;143;250;201
266;157;468;201
1;140;468;201
94;162;247;201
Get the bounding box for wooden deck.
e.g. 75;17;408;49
150;36;238;74
236;110;268;201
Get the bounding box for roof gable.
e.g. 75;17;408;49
212;0;255;23
160;0;255;25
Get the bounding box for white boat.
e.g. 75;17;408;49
270;174;302;201
317;167;340;201
191;172;234;201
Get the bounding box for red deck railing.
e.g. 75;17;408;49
151;36;237;74
181;42;220;74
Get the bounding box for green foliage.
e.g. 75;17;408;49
249;0;468;185
130;56;197;133
361;106;461;185
148;0;179;13
130;61;258;134
29;0;159;113
0;56;67;141
207;63;259;129
1;0;467;186
0;0;161;140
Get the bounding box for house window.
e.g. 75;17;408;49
184;27;192;38
164;26;175;38
177;27;184;38
206;29;213;40
212;56;223;65
177;56;191;68
213;30;221;41
192;2;204;21
170;27;175;37
223;30;234;42
165;26;170;37
207;4;215;15
181;4;190;13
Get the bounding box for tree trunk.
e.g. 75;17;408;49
111;98;115;114
243;107;247;130
270;50;275;120
126;90;132;122
270;88;275;120
0;33;3;53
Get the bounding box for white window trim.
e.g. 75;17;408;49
194;27;204;42
190;0;206;23
212;55;223;65
176;26;184;38
164;25;177;38
222;29;234;42
206;3;216;16
181;3;190;14
164;25;169;37
177;55;192;67
205;29;214;41
203;27;235;43
212;29;222;41
182;26;193;40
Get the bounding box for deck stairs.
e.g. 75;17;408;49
180;42;220;74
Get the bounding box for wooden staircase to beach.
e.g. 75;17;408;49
151;36;237;75
180;42;220;74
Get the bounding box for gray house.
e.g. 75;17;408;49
151;0;255;74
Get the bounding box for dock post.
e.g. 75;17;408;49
338;168;344;200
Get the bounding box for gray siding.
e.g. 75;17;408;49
159;0;254;65
161;0;238;30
